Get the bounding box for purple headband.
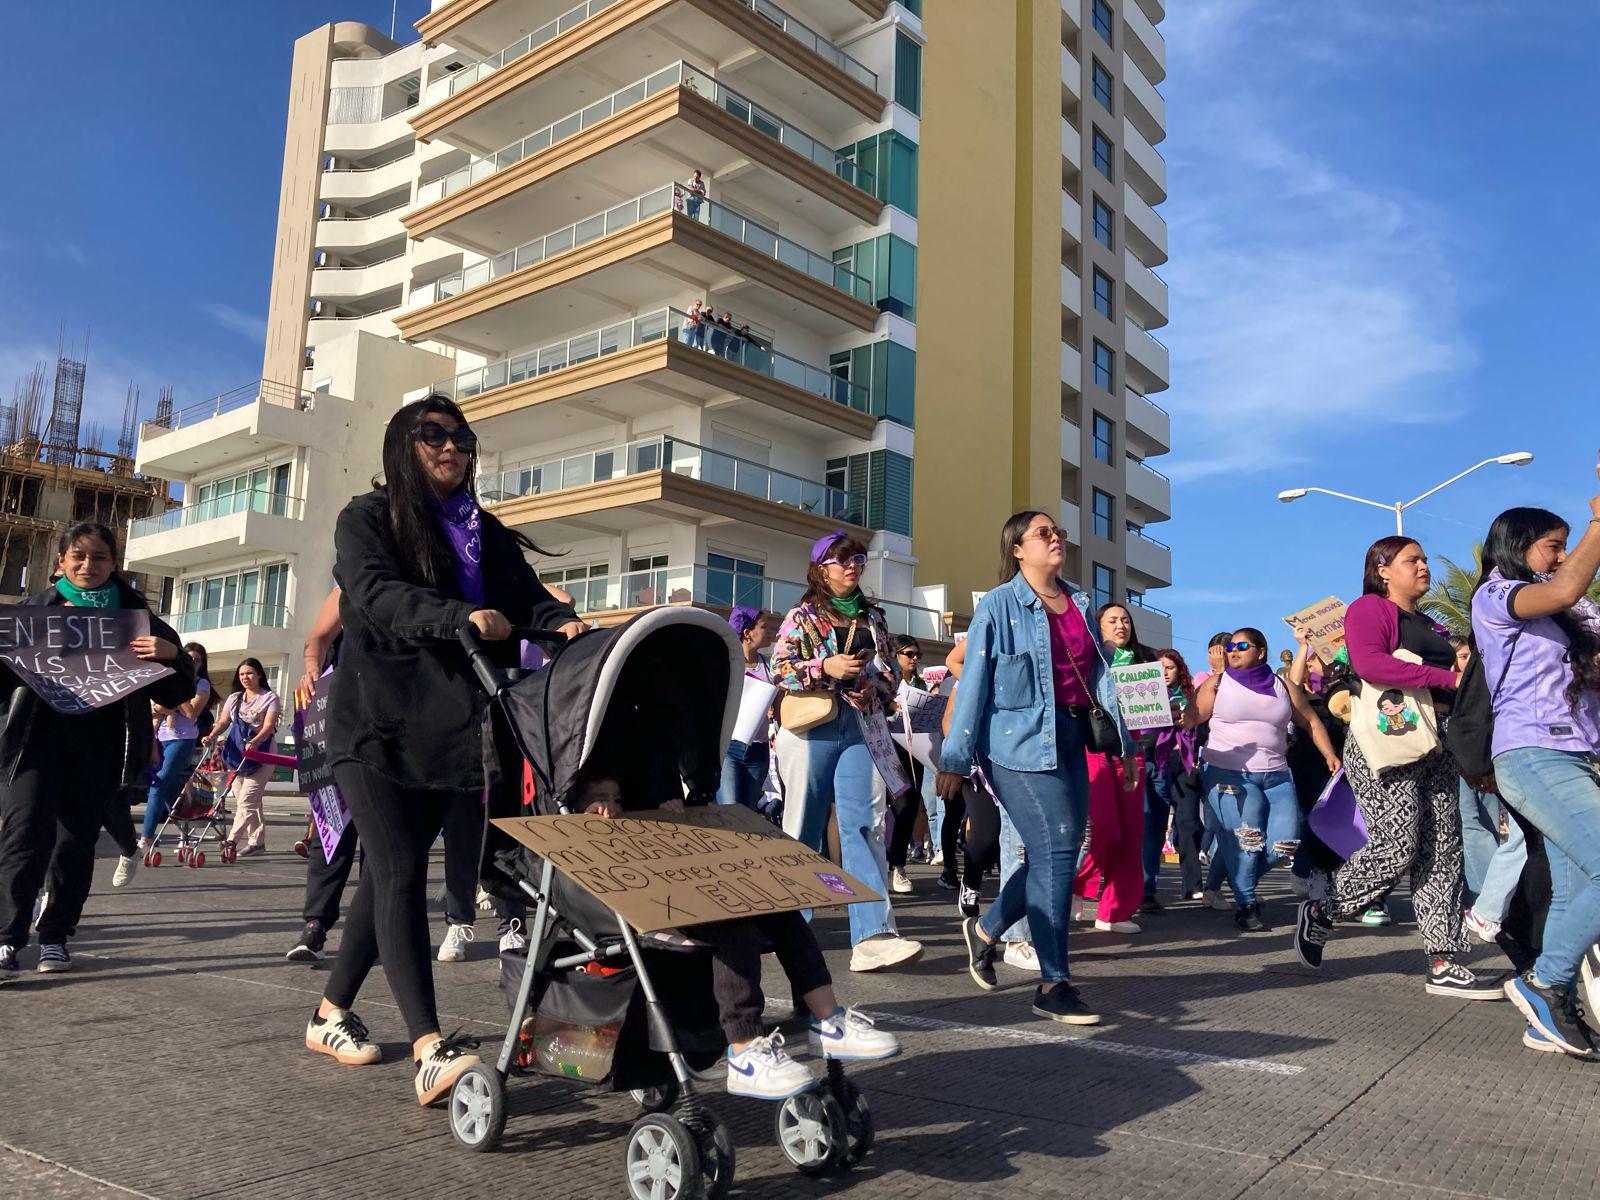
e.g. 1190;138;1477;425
809;530;847;564
728;606;762;637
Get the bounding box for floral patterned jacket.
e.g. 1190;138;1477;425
770;600;898;715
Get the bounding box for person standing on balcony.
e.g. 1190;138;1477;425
683;299;707;350
772;531;924;972
304;395;583;1108
683;168;707;221
207;658;281;858
0;520;194;983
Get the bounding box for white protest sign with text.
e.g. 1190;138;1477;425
1109;661;1172;731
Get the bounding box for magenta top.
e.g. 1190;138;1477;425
1047;604;1095;708
1343;594;1458;693
1204;673;1291;772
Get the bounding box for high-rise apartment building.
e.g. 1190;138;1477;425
916;0;1171;646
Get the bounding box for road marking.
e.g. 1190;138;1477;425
862;1009;1305;1075
2;1142;160;1198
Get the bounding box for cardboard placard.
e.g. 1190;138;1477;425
1283;596;1348;664
294;672;351;856
491;803;881;932
0;607;175;714
1109;661;1172;730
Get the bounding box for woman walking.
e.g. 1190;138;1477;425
937;511;1132;1024
718;605;775;810
208;658;280;857
1471;498;1600;1057
0;521;194;983
140;643;215;850
1144;649;1203;906
305;395;584;1106
1295;537;1501;998
772;532;923;972
1185;628;1339;932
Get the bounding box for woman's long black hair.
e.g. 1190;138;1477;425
1095;602;1156;664
184;642;219;712
230;657;271;696
1477;506;1600;710
54;520;132;592
378;395;555;588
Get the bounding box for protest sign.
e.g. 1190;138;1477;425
888;684;947;773
293;672;351;856
1109;661;1172;731
492;803;880;931
1283;596;1348;664
732;675;779;744
0;607;174;715
858;707;911;796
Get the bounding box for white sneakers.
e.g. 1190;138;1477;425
415;1034;482;1106
726;1032;815;1100
1094;919;1142;934
1463;909;1502;944
848;933;924;972
1003;940;1040;972
807;1007;901;1061
111;851;139;888
889;868;913;894
305;1007;381;1066
498;920;528;955
437;923;474;962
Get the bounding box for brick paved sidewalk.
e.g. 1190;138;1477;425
3;810;1597;1199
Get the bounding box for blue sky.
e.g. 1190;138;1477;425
3;2;1595;657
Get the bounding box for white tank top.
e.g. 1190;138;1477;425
1204;673;1291;773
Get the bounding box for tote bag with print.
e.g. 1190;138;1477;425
1348;649;1440;773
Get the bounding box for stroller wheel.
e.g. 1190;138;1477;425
623;1113;701;1200
831;1075;874;1165
191;851;206;868
149;851;162;868
775;1089;847;1176
686;1112;735;1200
448;1065;505;1152
176;846;189;864
628;1081;679;1114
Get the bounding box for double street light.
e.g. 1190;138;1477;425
1277;453;1535;535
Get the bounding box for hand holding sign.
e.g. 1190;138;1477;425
1109;662;1172;731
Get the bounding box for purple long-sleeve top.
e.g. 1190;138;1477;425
1343;594;1458;691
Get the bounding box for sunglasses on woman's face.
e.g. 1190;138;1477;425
1025;525;1069;544
900;649;921;660
1225;641;1257;653
825;554;868;570
415;421;477;452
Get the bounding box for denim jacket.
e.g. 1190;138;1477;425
940;573;1129;774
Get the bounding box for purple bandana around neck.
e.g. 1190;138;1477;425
429;489;484;606
1225;663;1279;697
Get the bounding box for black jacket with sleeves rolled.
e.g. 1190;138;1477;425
328;488;579;791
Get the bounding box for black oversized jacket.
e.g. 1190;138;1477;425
328;489;578;791
0;580;197;786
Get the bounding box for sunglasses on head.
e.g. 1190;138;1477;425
824;553;868;570
414;421;477;451
1225;641;1257;653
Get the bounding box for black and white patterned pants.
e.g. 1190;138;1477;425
1332;735;1468;958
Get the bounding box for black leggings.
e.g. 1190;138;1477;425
962;782;1003;883
886;749;925;869
323;762;480;1043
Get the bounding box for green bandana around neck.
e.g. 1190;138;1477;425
1111;646;1135;667
55;575;121;608
828;590;865;620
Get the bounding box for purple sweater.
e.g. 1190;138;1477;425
1343;594;1457;691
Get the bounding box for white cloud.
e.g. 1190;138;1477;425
201;301;266;342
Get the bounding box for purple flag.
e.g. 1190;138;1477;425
1307;769;1368;861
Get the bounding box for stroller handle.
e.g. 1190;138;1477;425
458;623;568;696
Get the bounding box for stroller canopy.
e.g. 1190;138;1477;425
497;607;743;812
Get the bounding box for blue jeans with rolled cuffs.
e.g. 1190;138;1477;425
978;707;1090;984
718;739;770;809
776;709;893;947
1202;766;1301;906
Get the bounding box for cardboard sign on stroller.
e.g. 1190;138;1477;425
492;803;881;932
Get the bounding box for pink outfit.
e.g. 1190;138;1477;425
1204;674;1292;772
1074;751;1145;922
1046;605;1095;707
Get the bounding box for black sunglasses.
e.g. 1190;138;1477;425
1225;641;1258;653
414;421;477;452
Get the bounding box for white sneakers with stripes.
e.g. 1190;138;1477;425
305;1007;381;1066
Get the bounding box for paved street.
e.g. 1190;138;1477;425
4;805;1598;1200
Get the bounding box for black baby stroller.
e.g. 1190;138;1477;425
451;607;875;1196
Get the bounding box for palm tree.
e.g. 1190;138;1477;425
1421;541;1600;638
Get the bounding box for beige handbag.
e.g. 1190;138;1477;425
1348;649;1440;773
779;619;856;733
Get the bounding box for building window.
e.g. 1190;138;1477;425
825;449;915;536
706;552;764;609
894;31;922;115
181;563;290;630
1092;488;1115;541
1092;197;1114;249
834;235;917;322
832;340;915;427
1092;268;1114;319
1092;413;1114;464
1092;59;1114;112
1093;563;1115;612
837;131;919;216
1092;0;1114;45
1092;128;1114;181
543;562;610;611
194;463;292;521
1093;341;1115;391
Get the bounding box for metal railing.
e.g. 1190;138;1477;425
427;305;867;413
413;60;870;207
1125;386;1169;416
737;0;877;87
165;603;291;635
308;304;402;323
1127;453;1170;482
1128;593;1172;619
408;182;869;309
129;491;304;541
141;380;319;436
1124;521;1169;549
483;435;849;519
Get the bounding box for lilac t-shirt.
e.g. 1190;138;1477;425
1472;572;1600;758
158;677;210;742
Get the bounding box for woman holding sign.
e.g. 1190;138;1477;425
308;396;583;1106
936;511;1132;1025
0;520;193;984
718;606;776;811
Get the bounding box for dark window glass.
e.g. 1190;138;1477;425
1092;60;1114;111
1092;128;1114;181
1093;268;1114;319
1092;488;1115;541
894;32;922;115
1092;197;1114;248
1092;0;1114;45
1092;413;1114;464
1093;341;1115;391
1093;563;1115;612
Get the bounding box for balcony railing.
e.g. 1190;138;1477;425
414;60;870;207
1125;386;1169;416
738;0;877;87
484;435;849;520
559;563;947;639
129;491;304;541
1125;522;1169;549
408;182;870;309
427;306;868;413
165;603;291;635
142;380;319;437
1128;593;1172;619
1127;453;1170;482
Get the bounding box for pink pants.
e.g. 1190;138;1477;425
1074;752;1145;923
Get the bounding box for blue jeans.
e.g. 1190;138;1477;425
1202;766;1300;906
997;805;1027;941
142;737;197;840
718;739;770;809
777;710;892;947
1473;799;1528;923
1458;781;1501;904
978;707;1090;983
922;767;943;854
1493;748;1600;989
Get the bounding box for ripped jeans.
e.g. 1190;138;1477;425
1202;766;1301;907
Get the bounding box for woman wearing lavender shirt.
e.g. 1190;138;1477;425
1471;497;1600;1058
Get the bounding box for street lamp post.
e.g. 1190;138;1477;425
1277;453;1535;534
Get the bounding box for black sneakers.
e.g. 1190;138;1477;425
1424;958;1505;1001
937;869;959;892
1234;902;1268;933
0;944;17;986
36;943;71;973
1506;971;1598;1058
958;885;981;918
1032;982;1100;1026
1137;896;1164;916
1295;900;1333;968
964;918;999;991
286;920;328;962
